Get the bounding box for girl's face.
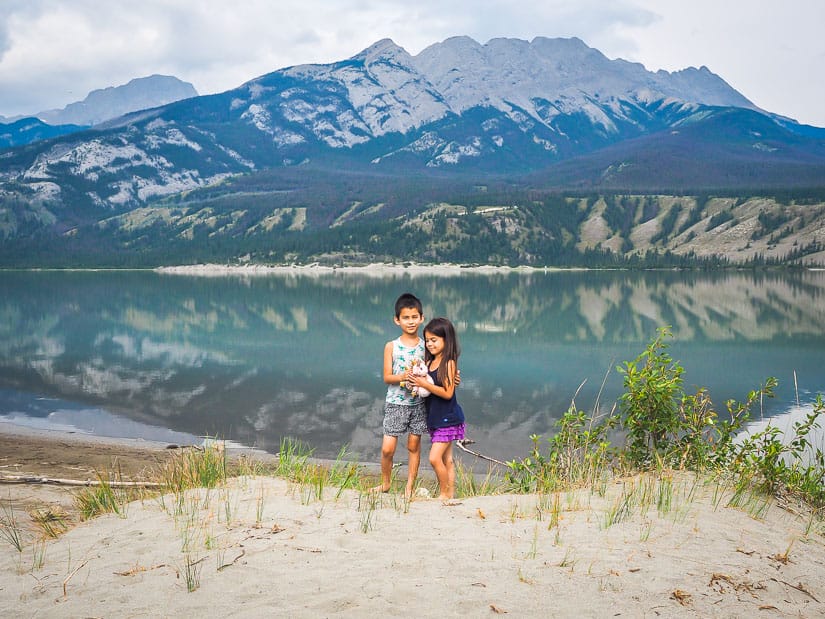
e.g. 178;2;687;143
424;331;445;357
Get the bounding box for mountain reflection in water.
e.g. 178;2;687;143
1;269;824;462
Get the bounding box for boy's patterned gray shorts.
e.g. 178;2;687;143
383;402;427;436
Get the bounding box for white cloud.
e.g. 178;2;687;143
0;0;824;127
603;1;825;125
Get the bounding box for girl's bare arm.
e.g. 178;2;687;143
412;360;456;399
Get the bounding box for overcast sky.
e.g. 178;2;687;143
1;0;823;127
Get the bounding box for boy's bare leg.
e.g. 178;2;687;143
405;433;422;498
371;435;397;492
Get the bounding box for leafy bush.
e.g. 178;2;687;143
506;403;617;492
617;327;775;469
617;327;685;465
506;327;825;509
723;397;825;505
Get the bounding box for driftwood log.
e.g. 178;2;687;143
0;474;162;488
2;440;502;488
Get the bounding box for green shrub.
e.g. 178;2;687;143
617;327;685;466
723;396;825;506
505;328;825;510
506;402;617;492
616;327;776;470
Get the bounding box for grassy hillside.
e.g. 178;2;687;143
3;185;824;268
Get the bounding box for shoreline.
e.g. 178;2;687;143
153;262;575;277
151;263;825;276
0;420;279;471
0;420;377;492
0;420;262;455
3;263;822;276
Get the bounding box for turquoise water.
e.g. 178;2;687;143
1;269;824;462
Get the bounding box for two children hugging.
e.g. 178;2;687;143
376;293;466;500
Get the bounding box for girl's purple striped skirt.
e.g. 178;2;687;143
429;423;465;443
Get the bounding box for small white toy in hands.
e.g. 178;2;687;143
408;359;434;397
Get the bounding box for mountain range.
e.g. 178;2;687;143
0;117;86;149
1;36;825;267
0;75;198;129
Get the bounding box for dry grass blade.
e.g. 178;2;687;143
769;539;795;565
114;563;169;576
768;578;820;602
709;573;761;595
217;549;245;571
63;559;89;597
0;500;25;552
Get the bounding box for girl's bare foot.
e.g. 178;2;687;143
369;484;390;493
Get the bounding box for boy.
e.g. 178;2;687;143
375;292;428;497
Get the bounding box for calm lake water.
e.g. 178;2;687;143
1;269;824;463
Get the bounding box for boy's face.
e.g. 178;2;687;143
394;306;423;336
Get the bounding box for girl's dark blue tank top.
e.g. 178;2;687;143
426;366;465;430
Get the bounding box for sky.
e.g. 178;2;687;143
1;0;824;127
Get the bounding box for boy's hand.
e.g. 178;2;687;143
455;369;461;387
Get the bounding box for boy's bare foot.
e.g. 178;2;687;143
369;484;390;494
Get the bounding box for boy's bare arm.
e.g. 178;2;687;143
383;341;403;385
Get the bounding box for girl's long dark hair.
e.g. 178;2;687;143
423;317;460;389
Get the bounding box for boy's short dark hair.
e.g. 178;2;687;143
394;292;423;318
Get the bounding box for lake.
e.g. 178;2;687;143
1;268;824;463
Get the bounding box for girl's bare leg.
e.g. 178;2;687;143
429;442;451;499
444;441;455;499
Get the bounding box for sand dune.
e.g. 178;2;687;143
1;428;824;618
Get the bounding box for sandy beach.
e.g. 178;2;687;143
1;425;824;618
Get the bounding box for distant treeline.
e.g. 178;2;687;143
3;168;825;268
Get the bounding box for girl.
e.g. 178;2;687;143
407;317;465;500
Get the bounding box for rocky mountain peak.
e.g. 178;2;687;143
353;38;411;65
35;75;198;127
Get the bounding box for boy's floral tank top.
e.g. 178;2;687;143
385;336;425;405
